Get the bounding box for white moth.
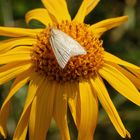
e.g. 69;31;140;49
49;28;87;69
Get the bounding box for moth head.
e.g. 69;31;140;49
50;28;60;36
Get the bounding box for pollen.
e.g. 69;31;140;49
31;21;104;82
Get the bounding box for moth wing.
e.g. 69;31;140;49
56;30;87;57
50;29;87;68
50;34;71;69
69;39;87;56
55;30;87;56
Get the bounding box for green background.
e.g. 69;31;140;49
0;0;140;140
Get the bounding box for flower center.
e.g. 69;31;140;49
31;21;104;82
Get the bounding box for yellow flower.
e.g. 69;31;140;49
0;0;140;140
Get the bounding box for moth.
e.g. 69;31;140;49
49;28;87;69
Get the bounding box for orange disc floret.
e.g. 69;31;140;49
31;20;104;82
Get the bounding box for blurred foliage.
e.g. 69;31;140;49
0;0;140;140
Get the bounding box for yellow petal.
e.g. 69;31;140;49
14;108;30;140
25;8;52;26
0;68;32;114
13;75;45;140
0;62;32;85
85;0;100;16
68;82;80;128
29;97;36;140
29;80;55;140
0;27;42;37
126;67;140;78
0;38;35;54
0;68;33;139
53;83;70;140
41;0;71;22
0;46;31;55
90;76;130;138
111;63;140;89
99;64;140;106
104;51;140;69
0;46;31;64
91;27;107;38
29;75;46;140
90;16;128;36
78;81;98;140
74;0;100;22
0;102;10;139
0;54;31;64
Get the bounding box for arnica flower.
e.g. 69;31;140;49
0;0;140;140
